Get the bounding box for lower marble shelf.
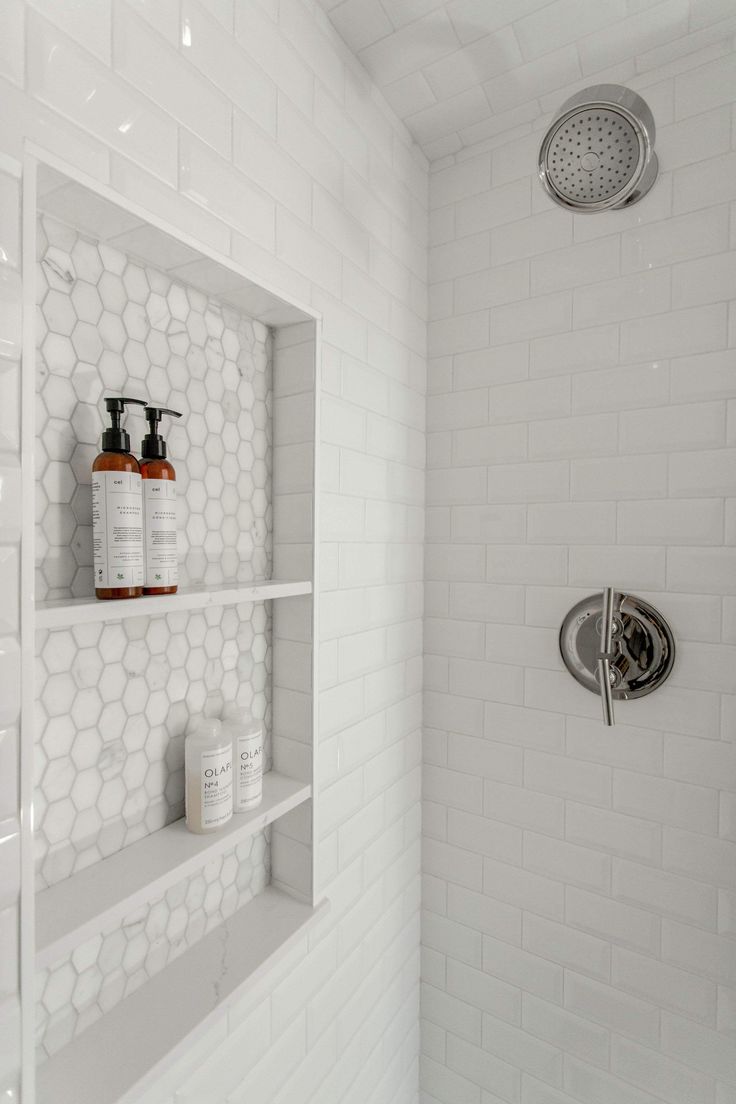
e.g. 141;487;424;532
37;771;311;968
37;887;329;1104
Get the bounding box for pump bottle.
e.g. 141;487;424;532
139;406;182;595
92;396;147;600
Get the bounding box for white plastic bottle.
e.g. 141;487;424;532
222;705;263;812
184;718;233;834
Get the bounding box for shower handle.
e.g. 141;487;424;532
597;586;616;726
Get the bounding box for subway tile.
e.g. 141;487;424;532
673;251;736;309
663;828;736;888
486;545;568;586
446;959;520;1025
614;768;718;835
530;324;619;378
456;179;532;237
489;292;572;347
448;582;525;624
612;1035;714;1104
484;856;564;922
180;131;275;250
524;833;611;895
488;377;570;425
618;498;723;545
27;12;176;183
671;354;736;406
454;260;530;315
484;703;566;755
423;764;484;814
522;992;609;1070
662;1010;736;1083
621;204;729;272
430;154;491;210
620;304;727;361
423;909;482;968
453;342;529;390
447;1033;520;1100
114;3;232;157
523;914;610;982
487;461;570;504
675;52;736;118
485;779;565;838
453;424;527;466
528;502;615;545
449;658;525;705
573;269;670;328
531;235;620;295
673;152;736;214
565;886;659;955
571;361;669;415
566;717;663;774
665;734;736;792
564;1056;665;1104
448;883;522;945
568;795;661;861
448;735;523;785
620;401;725;454
530;413;618;460
668;548;736;595
483;933;563;1005
571;454;668;501
613;944;717;1023
491;210;573;266
525;752;611;808
421;982;482;1046
565;970;660;1046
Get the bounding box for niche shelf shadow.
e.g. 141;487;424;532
20;153;323;1104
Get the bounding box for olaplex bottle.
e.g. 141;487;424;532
184;718;233;834
222;705;263;812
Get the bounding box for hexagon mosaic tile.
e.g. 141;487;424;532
37;831;269;1060
35;213;272;602
34;603;272;890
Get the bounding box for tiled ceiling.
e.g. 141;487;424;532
318;0;736;159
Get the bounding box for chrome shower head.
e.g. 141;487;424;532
539;85;658;212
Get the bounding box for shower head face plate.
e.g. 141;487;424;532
544;107;643;207
538;86;658;212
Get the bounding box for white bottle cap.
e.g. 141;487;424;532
222;703;261;735
193;717;222;739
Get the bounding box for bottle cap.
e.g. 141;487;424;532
142;406;182;460
101;396;146;452
222;704;261;735
193;718;222;740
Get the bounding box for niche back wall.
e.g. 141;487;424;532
423;41;736;1104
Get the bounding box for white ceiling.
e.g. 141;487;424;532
318;0;736;159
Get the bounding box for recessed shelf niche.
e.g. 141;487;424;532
21;155;321;1104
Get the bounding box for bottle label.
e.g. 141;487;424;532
201;745;233;828
234;729;263;811
143;479;178;588
92;470;144;589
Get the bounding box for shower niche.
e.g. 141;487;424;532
20;156;324;1104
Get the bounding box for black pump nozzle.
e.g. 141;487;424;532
102;396;147;453
142;406;182;461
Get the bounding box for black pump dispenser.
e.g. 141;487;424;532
141;406;182;460
102;396;147;452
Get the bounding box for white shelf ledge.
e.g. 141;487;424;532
36;771;311;968
37;887;329;1104
35;578;312;629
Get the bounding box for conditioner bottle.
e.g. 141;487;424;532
185;718;233;834
92;396;147;600
140;405;181;595
222;705;263;812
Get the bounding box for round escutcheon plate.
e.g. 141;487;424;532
559;591;675;699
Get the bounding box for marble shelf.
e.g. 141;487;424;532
37;887;329;1104
35;579;312;629
37;771;312;968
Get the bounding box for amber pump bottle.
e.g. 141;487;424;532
92;396;147;600
140;405;182;595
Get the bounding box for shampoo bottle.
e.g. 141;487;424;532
140;405;182;595
222;705;263;812
185;718;233;834
92;396;147;600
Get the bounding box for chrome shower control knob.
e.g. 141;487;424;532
559;590;675;722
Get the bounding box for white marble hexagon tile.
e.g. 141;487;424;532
35;213;272;601
34;603;272;890
37;831;269;1060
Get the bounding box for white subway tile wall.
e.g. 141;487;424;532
423;39;736;1104
1;1;426;1101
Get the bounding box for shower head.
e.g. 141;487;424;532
538;84;658;212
